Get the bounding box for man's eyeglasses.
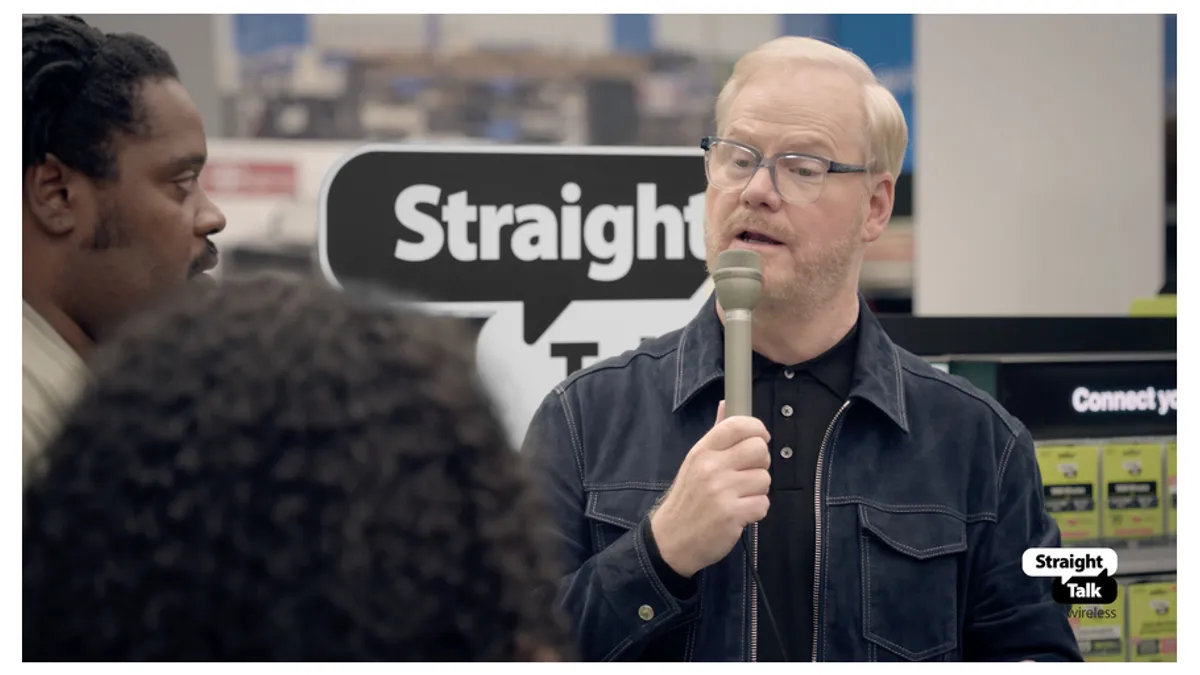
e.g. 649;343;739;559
700;136;867;205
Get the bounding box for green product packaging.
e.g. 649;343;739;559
1036;444;1101;542
1070;584;1126;662
1166;441;1177;535
1101;443;1165;540
1127;581;1177;662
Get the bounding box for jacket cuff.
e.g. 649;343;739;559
590;516;701;659
642;517;699;600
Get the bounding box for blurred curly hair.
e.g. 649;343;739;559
23;272;572;661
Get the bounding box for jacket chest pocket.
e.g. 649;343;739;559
858;504;967;661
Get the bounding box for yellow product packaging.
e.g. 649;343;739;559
1101;443;1165;539
1127;581;1177;661
1070;584;1125;661
1036;445;1101;542
1166;441;1177;535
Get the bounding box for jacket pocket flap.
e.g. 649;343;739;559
859;504;967;559
586;486;668;531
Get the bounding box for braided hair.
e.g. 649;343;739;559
23;273;573;661
23;14;178;180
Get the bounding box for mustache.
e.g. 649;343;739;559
723;212;782;239
188;240;219;277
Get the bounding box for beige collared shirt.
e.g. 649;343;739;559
23;301;88;484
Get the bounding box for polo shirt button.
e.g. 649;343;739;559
638;604;655;621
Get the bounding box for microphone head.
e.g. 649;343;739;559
712;249;763;312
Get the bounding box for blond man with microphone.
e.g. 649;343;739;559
523;36;1079;662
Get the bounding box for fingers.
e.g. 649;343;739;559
705;415;770;452
728;467;771;498
724;435;771;471
737;494;771;524
714;399;726;425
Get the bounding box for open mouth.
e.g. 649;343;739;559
190;271;216;286
188;258;219;284
189;240;220;280
188;250;220;281
737;230;783;246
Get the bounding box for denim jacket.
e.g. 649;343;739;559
522;295;1082;662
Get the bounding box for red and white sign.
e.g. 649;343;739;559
201;160;297;197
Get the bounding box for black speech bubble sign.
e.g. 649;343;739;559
318;145;711;344
1052;569;1119;605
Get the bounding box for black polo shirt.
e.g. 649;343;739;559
751;322;858;662
644;319;859;662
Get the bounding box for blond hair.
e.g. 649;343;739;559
715;37;908;179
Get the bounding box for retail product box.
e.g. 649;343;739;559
1036;444;1101;542
1166;441;1177;535
1102;443;1165;540
1071;584;1126;662
1127;581;1177;662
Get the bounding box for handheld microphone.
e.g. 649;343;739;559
712;249;763;418
713;249;790;662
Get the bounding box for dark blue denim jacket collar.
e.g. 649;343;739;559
671;292;910;433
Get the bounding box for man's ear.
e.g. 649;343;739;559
24;154;86;237
861;172;896;245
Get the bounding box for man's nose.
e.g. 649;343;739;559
740;166;782;210
195;189;227;237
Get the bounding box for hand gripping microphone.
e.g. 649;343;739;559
712;249;763;418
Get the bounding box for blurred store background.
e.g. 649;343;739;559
77;13;1176;314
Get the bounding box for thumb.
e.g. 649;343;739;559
715;399;726;426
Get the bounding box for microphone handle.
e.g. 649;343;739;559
724;308;753;418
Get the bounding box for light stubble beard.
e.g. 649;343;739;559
704;209;866;323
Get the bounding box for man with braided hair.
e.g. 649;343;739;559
22;15;226;475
